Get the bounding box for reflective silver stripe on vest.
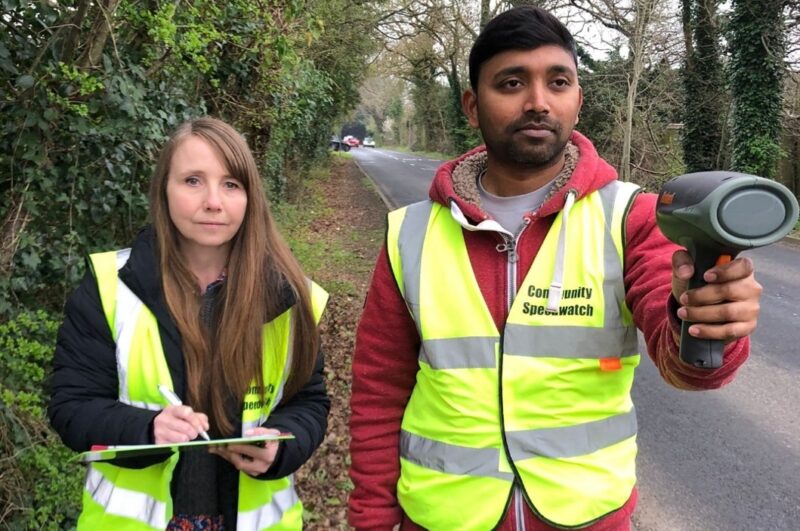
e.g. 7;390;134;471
401;409;636;478
115;247;132;270
504;325;638;360
400;430;514;481
598;181;631;325
420;337;498;369
237;478;300;530
86;467;167;529
397;201;434;325
505;408;637;460
111;251;163;411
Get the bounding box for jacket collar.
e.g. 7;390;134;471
118;226;182;347
429;131;619;224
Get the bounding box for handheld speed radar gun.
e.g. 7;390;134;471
656;171;799;369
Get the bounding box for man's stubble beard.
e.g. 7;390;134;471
506;134;566;168
481;111;571;170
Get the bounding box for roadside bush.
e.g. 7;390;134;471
0;311;83;530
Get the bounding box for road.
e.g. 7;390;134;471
351;146;800;531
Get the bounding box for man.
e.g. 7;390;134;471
349;6;762;531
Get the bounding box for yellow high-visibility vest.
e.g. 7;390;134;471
78;248;327;530
386;181;641;530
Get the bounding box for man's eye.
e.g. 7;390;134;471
552;79;570;88
503;79;523;89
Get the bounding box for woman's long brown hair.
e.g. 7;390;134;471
148;117;319;436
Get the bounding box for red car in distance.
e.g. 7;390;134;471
343;135;360;148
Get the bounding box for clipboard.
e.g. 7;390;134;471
78;433;294;463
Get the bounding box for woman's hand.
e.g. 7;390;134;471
153;405;209;444
209;427;282;476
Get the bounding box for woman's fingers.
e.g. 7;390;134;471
208;427;282;475
153;405;208;444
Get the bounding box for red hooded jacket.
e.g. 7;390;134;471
349;132;748;531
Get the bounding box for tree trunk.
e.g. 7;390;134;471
729;0;786;178
681;0;726;172
59;0;92;64
620;1;653;182
79;0;122;69
480;0;491;29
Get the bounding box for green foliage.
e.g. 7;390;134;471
578;49;629;159
579;49;685;188
446;72;481;154
0;311;83;529
728;0;786;178
0;0;375;319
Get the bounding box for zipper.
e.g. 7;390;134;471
495;218;532;531
495;217;531;310
515;485;526;531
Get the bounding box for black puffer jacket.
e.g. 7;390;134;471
48;225;330;480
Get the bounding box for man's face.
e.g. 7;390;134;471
463;45;583;169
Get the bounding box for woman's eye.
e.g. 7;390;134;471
224;180;241;190
185;176;200;185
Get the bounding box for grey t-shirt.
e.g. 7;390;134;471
478;173;556;236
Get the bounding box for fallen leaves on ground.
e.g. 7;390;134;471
294;158;387;530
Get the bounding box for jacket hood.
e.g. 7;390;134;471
429;131;619;223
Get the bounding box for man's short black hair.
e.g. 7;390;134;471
468;6;578;91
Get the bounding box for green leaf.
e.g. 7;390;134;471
21;251;41;270
16;74;35;89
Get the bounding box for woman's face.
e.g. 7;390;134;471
165;135;248;260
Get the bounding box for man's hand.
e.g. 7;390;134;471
209;427;282;476
153;405;209;444
671;250;762;343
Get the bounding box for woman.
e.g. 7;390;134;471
48;117;330;530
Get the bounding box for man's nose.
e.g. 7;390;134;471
522;83;549;114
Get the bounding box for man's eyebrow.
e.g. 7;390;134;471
493;66;527;79
549;64;577;77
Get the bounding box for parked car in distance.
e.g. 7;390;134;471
343;135;360;148
329;135;349;151
363;136;375;148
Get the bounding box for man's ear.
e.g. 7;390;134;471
462;89;480;129
576;86;584;125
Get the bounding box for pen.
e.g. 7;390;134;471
157;384;211;441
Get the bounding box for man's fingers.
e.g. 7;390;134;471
672;249;694;279
682;276;762;307
671;249;694;301
678;300;760;325
703;255;755;283
684;319;757;342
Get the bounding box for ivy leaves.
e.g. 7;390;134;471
1;0;373;321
